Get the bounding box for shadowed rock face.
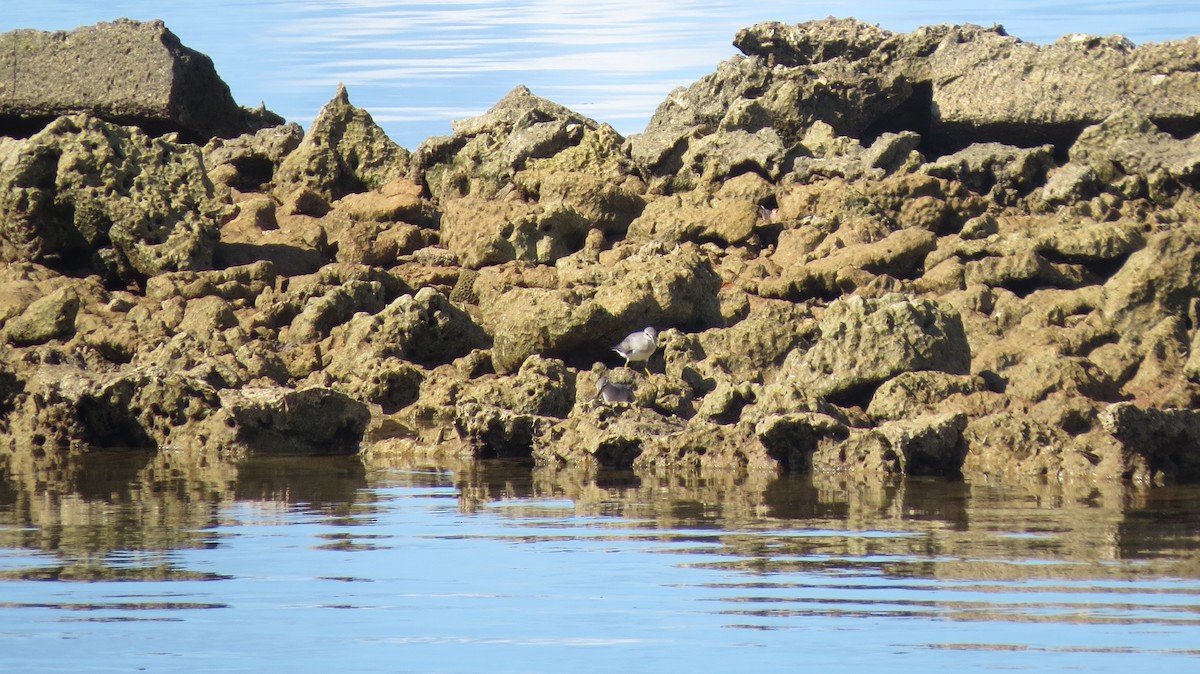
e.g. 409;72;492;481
0;19;282;142
4;18;1200;483
0;115;224;281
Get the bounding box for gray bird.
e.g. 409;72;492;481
595;376;634;404
613;327;658;368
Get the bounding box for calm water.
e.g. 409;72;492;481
1;451;1198;672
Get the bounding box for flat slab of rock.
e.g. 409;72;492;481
0;19;280;141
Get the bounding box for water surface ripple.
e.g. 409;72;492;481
1;452;1198;672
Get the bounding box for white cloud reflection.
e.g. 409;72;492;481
271;0;763;144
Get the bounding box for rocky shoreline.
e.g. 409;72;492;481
3;18;1200;485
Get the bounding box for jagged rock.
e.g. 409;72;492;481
330;178;438;228
535;405;684;469
177;295;238;340
440;196;590;268
631;45;903;177
459;355;575;419
3;286;78;346
1034;219;1145;263
0;20;282;141
201;386;370;456
653;17;1200;182
1102;226;1200;333
777;294;971;402
1004;352;1121;402
0;365;219;453
451;402;554;459
325;287;489;368
482;243;723;373
661;298;815;390
760;227;937;300
626;173;774;245
1099;402;1200;481
922;143;1055;204
1066;109;1200;201
809;412;968;475
514;123;647;234
0;115;224;280
696;381;760;423
961;411;1073;480
867;371;988;421
415;85;601;202
145;261;278;302
275;85;410;200
204;123;305;192
755;411;849;471
636;418;773;473
286;279;386;343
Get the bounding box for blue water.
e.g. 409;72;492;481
2;454;1198;672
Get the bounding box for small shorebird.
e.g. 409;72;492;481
613;327;658;369
595;375;634;404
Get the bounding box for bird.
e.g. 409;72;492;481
612;327;658;369
595;376;634;404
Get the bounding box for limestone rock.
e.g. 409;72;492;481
202;386;370;456
1066;109;1200;200
0;115;223;280
1099;402;1200;481
627;173;773;245
0;20;282;141
1103;226;1200;333
275;85;410;200
809;412;968;476
482;243;723;373
922;143;1055;204
779;294;971;402
325;287;489;368
459;355;576;419
867;371;988;421
3;286;79;346
440;197;590;268
415;85;601;202
535;405;684;469
204;123;304;192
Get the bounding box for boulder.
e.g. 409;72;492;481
0;19;282;142
3;286;79;346
0;115;224;280
482;243;723;373
275;85;410;200
778;294;971;402
325;287;490;368
202;386;370;456
535;405;684;469
808;412;968;476
414;85;601;202
204;123;305;192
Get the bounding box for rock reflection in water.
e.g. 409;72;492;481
0;449;369;582
1;451;1199;666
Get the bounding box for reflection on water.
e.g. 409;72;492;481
2;450;1199;671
